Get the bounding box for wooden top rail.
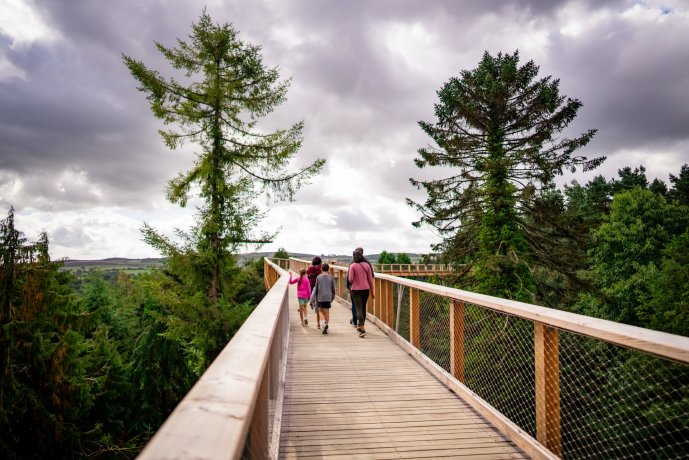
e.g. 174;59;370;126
372;263;450;272
138;258;289;460
286;257;689;364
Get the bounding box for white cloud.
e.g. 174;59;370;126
558;3;613;38
380;21;443;75
459;9;551;63
0;0;59;46
9;201;200;260
622;1;688;23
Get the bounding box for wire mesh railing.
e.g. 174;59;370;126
137;258;290;460
281;256;689;459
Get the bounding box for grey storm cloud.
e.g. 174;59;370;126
52;225;92;248
1;0;688;258
333;209;379;232
546;13;689;156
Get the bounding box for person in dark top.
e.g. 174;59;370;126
306;256;323;328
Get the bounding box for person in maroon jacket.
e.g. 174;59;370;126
306;256;323;328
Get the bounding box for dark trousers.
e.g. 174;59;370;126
350;292;357;324
351;289;369;328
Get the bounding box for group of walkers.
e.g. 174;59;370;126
288;248;375;337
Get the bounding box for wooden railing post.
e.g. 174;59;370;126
373;279;385;322
410;287;420;348
385;280;394;326
450;300;465;382
378;279;385;323
378;277;383;319
374;277;381;318
535;322;561;457
387;281;395;328
337;269;343;299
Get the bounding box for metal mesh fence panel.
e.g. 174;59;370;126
417;290;452;372
463;303;537;438
558;331;689;459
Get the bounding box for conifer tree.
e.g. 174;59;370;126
668;164;689;205
378;250;396;264
123;12;324;304
396;253;412;264
0;208;94;457
273;247;289;259
610;165;648;194
409;51;603;301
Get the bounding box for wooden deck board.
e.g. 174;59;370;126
279;285;527;459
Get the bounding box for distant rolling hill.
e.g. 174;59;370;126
61;252;427;270
62;257;167;270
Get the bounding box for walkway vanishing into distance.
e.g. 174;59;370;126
280;293;525;459
137;258;689;460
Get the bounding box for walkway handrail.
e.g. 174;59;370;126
284;256;689;459
137;258;290;460
377;273;689;363
371;262;451;274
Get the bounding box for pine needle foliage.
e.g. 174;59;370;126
123;11;324;303
409;51;604;301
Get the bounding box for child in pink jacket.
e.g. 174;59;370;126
289;268;311;326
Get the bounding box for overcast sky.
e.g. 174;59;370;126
1;0;688;260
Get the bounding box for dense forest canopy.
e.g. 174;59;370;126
0;206;266;458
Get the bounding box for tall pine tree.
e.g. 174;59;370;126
123;11;324;304
409;51;603;301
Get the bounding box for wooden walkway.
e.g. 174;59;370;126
279;285;528;459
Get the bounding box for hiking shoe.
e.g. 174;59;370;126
357;327;366;338
323;324;328;335
317;324;321;329
304;319;308;325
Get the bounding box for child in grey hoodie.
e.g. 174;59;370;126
310;263;336;334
